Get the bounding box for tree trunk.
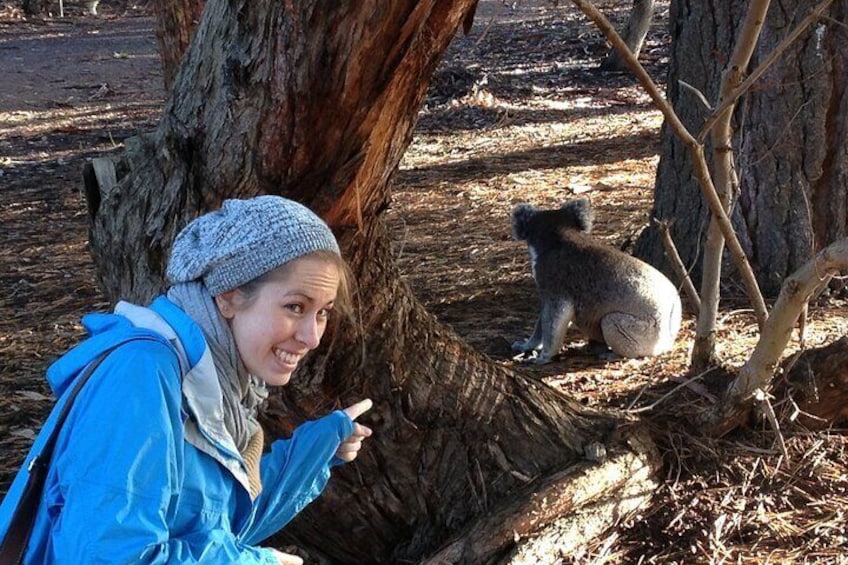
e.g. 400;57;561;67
21;0;50;17
85;0;660;561
600;0;655;72
151;0;204;90
635;0;848;298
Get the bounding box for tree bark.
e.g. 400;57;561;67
85;1;660;561
635;0;848;298
600;0;655;72
781;336;848;429
151;0;204;90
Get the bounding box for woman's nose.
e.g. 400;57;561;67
296;316;322;349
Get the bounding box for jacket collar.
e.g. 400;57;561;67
118;297;252;492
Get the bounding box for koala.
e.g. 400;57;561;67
511;198;682;364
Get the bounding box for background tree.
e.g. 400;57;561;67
600;0;655;72
83;0;660;562
635;0;848;298
21;0;50;17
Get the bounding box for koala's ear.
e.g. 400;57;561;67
512;204;536;240
560;198;594;233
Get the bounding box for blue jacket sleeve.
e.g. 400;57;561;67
44;342;278;564
240;410;354;544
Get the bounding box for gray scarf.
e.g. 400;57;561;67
166;282;268;453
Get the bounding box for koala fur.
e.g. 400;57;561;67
512;198;682;364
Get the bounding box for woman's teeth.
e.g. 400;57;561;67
275;349;300;365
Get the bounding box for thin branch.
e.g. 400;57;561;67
474;0;502;46
820;14;848;31
693;0;773;367
754;388;789;461
678;80;713;111
626;367;720;414
654;218;701;315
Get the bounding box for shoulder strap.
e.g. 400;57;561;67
0;335;169;564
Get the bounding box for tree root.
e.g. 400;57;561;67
780;335;848;429
422;426;661;564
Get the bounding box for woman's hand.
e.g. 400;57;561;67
336;399;373;463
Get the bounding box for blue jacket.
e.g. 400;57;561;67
0;296;354;563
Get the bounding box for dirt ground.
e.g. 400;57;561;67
2;1;847;562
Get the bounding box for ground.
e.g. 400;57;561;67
1;1;847;562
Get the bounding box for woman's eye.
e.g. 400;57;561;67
318;306;333;319
285;303;304;315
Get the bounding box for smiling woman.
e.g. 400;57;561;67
216;253;346;387
0;195;372;564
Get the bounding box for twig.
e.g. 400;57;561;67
819;14;848;31
655;218;701;315
754;388;789;462
474;0;502;46
678;80;713;111
626;367;720;413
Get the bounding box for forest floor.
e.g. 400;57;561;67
1;1;847;563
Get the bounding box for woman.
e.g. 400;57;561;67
0;196;372;563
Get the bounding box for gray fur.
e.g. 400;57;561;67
511;199;682;364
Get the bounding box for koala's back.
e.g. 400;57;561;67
532;230;679;340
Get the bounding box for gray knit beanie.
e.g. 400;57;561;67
166;196;340;295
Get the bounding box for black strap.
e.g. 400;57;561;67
0;335;169;564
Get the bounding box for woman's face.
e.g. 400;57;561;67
215;255;340;386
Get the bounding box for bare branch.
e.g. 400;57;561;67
755;388;789;461
654;218;701;315
693;0;773;370
678;80;713;111
708;238;848;436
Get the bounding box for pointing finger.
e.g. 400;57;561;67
343;398;373;421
